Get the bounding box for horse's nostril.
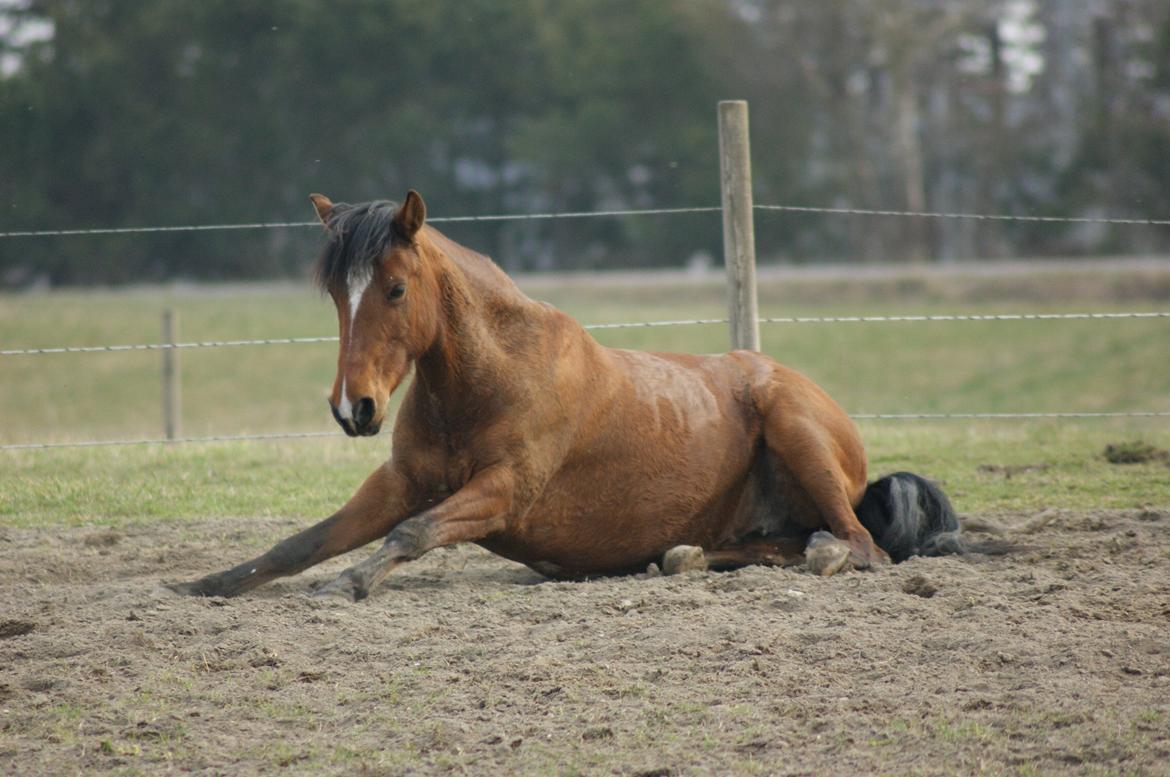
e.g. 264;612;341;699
354;397;375;428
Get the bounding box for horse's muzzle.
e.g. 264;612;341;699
330;397;382;437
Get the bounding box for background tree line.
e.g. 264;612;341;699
1;0;1169;286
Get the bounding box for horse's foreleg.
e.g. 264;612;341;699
169;465;419;597
313;465;513;601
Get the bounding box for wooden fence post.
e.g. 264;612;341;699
162;309;181;440
717;100;760;352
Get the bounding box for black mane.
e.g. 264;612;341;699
314;199;401;292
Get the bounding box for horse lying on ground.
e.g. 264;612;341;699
173;191;965;601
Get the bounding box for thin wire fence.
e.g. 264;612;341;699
0;206;722;238
3;311;1168;356
5;202;1170;239
0;431;343;450
852;412;1170;420
753;204;1170;227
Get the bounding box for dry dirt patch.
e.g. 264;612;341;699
1;510;1169;776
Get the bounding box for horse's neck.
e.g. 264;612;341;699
425;228;527;311
414;229;533;405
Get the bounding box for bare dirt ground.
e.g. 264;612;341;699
2;509;1168;776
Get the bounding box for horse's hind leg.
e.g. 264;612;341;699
169;465;419;597
749;363;890;569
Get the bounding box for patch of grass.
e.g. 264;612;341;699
0;439;381;528
257;741;318;770
930;720;995;742
49;702;84;721
862;421;1170;513
1135;708;1164;726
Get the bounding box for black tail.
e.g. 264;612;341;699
855;472;965;563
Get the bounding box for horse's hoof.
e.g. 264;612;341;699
311;576;366;602
804;531;851;576
165;578;217;597
662;545;708;575
847;541;891;571
164;581;198;596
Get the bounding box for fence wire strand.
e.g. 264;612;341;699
0;431;343;450
6;202;1170;239
754;204;1170;227
853;412;1170;420
3;311;1167;356
1;336;340;356
0;206;723;238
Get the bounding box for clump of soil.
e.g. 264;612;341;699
901;574;938;598
0;619;36;639
977;463;1050;479
81;530;123;547
1104;441;1170;466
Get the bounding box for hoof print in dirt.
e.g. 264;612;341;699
804;531;851;577
902;574;938;598
661;545;708;575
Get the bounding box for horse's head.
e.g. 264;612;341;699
311;191;440;436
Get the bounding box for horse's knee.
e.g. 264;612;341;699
383;515;435;560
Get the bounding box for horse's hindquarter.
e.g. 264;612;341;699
499;348;764;573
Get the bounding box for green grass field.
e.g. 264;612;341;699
2;266;1169;526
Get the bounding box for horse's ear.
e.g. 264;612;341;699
309;193;334;227
394;190;426;240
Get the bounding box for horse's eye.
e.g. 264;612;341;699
387;283;406;301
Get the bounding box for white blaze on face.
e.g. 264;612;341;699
336;268;373;421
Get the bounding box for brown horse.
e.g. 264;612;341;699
173;191;964;601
